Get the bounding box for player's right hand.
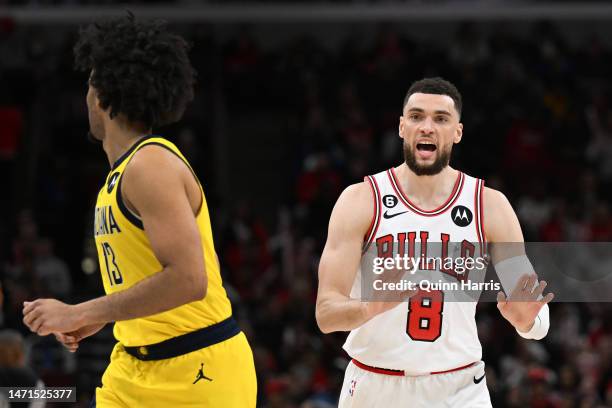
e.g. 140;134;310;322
54;323;106;352
54;332;79;352
363;264;417;320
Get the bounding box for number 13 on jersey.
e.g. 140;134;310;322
101;242;123;286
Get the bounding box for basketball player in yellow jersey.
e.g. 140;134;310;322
22;14;256;407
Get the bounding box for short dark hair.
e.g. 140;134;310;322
74;13;196;129
403;77;462;117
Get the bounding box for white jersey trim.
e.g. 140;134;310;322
363;175;381;253
387;168;465;217
474;178;487;257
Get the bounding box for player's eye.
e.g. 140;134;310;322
435;116;448;123
409;114;421;121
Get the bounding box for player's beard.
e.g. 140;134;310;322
403;140;452;176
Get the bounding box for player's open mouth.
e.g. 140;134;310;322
416;142;437;160
416;143;437;152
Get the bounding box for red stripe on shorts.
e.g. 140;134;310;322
352;359;476;376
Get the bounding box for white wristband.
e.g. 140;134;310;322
516;303;550;340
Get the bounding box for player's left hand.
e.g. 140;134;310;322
497;274;554;333
22;299;84;336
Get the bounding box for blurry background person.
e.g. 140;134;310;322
0;329;45;408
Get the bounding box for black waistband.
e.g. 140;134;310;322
123;316;241;361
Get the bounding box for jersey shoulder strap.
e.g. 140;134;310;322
112;135;203;229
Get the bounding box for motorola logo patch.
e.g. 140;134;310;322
107;172;120;193
383;195;398;208
451;205;473;227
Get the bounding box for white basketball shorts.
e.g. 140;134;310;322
339;359;492;408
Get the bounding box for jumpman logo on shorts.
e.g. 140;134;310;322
193;362;213;384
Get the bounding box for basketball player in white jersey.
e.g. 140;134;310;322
316;77;553;407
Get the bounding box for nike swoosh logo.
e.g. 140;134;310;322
473;374;485;384
383;210;409;219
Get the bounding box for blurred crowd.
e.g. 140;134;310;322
1;16;612;408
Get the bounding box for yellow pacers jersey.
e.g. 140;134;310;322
93;136;232;346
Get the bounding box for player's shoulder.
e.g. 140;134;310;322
483;185;509;206
121;141;191;200
483;187;515;220
482;185;521;241
330;181;374;232
340;181;371;201
126;141;186;179
483;185;516;223
336;181;374;212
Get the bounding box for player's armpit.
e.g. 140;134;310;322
316;182;375;334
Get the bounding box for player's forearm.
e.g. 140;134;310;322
74;266;206;325
316;295;369;333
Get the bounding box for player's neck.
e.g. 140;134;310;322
394;164;459;208
102;125;151;168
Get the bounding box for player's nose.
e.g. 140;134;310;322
418;117;435;134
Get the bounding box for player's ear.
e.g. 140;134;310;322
95;93;112;116
398;116;405;139
454;122;463;144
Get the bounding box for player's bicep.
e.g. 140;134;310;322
318;232;363;299
139;182;202;270
483;188;539;295
318;184;373;299
484;187;526;264
123;149;205;289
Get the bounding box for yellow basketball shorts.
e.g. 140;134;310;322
94;332;257;407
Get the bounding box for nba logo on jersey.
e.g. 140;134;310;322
349;380;357;396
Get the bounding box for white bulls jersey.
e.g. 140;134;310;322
343;168;487;375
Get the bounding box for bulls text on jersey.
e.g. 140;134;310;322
375;232;477;280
